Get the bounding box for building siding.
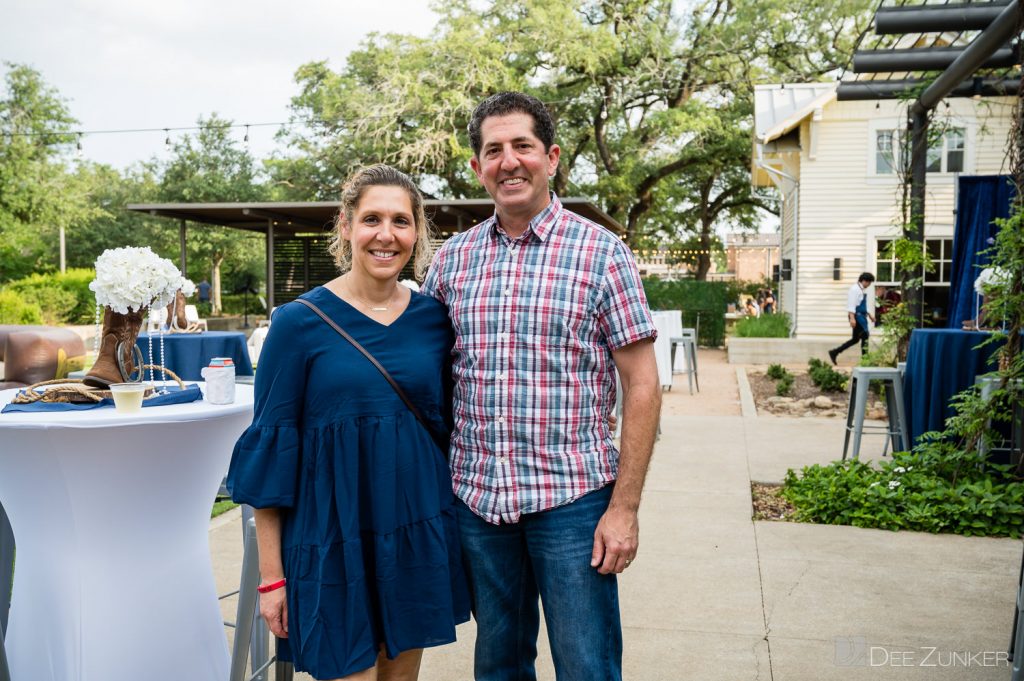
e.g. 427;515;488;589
779;96;1014;338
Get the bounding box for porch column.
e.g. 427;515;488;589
266;218;275;311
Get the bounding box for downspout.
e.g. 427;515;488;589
755;155;800;337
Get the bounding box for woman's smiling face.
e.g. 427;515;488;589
343;185;417;282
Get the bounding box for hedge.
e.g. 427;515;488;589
4;269;97;325
641;278;736;346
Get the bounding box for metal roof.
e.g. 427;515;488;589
126;197;625;235
753;83;839;144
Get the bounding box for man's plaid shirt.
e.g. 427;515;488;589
421;194;656;524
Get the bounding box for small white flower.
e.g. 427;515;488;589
869;481;881;488
906;466;913;471
893;466;906;474
888;480;901;490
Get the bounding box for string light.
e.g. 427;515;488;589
243;124;250;145
164;129;171;147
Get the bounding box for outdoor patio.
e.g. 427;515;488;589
210;349;1021;680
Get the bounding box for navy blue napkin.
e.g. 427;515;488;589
2;384;203;413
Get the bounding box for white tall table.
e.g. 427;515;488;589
0;384;254;681
649;310;684;389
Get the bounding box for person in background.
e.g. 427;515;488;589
226;164;469;681
421;91;661;681
762;289;776;314
745;296;760;317
875;285;901;327
829;272;875;364
196;279;211;304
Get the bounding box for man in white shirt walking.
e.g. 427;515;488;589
829;272;875;364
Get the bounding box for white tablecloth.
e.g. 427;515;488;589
650;310;684;388
0;383;255;681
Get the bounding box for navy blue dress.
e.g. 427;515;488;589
226;286;470;679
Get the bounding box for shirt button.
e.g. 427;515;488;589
504;288;511;296
499;332;510;341
496;372;505;380
498;416;505;424
499;456;508;463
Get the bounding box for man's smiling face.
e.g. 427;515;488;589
470;112;560;230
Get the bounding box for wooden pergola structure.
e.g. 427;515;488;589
127;198;624;310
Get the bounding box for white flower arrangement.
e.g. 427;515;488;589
89;246;193;314
974;266;1010;296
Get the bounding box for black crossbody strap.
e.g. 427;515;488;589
293;297;445;450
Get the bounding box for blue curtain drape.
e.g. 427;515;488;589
947;175;1016;328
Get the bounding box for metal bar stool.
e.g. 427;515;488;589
225;513;294;681
975;376;1024;463
842;367;909;461
670;329;699;395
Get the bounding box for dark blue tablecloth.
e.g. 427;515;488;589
138;331;253;381
903;329;999;444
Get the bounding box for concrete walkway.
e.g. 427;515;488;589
210;349;1021;680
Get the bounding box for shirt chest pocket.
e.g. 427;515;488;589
525;282;600;345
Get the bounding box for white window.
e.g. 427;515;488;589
873;127;965;175
876;130;897;174
924;237;954;284
876;239;899;283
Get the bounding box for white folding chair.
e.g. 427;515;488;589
184;305;209;332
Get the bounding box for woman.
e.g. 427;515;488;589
226;165;470;681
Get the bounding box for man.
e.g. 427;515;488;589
829;272;875;364
196;279;211;304
421;91;661;680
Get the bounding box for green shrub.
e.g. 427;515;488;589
0;290;43;324
5;269;96;324
781;441;1024;537
734;312;791;338
808;357;847;392
766;363;788;380
775;373;794;396
641;278;732;346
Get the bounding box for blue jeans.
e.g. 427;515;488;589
456;485;622;681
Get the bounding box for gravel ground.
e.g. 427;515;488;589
751;483;797;521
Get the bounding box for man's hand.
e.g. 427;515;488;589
591;505;639;575
260;588;289;638
849;316;857;328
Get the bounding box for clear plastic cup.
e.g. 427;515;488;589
109;382;147;413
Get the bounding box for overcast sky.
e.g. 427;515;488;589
2;0;441;169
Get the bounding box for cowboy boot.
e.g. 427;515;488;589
83;307;145;388
169;290;188;331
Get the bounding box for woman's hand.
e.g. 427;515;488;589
260;588;289;638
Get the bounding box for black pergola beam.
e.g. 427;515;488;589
913;0;1021;113
838;77;1019;101
875;0;1012;34
853;44;1019;73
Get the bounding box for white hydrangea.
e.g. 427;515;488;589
89;247;192;314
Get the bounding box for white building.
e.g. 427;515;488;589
752;82;1014;338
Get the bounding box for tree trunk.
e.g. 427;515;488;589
211;252;224;315
695;224;713;280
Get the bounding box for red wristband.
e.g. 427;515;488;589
257;578;286;594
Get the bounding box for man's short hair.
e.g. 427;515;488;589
468;91;556;156
858;272;876;284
